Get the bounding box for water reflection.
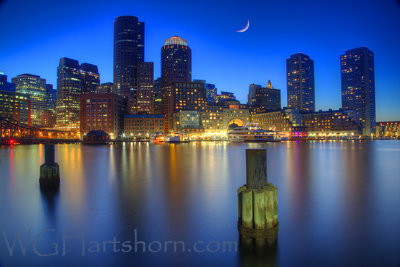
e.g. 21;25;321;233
0;141;400;266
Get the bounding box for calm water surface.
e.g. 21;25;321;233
0;141;399;266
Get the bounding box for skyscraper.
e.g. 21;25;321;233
80;63;100;93
12;73;47;126
55;57;100;130
161;36;192;132
161;36;192;88
341;47;375;137
286;53;315;112
130;62;154;114
113;16;145;98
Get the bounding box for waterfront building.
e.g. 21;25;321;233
199;104;224;134
56;57;100;131
248;80;281;113
40;109;56;128
376;121;400;138
0;72;16;92
12;74;47;126
80;93;126;138
252;109;305;138
171;111;204;135
163;81;206;133
97;83;114;94
113;16;145;98
341;47;375;137
0;90;31;125
153;78;162;114
223;108;250;130
302;109;361;138
286;53;315;112
129;62;154;114
123;114;164;137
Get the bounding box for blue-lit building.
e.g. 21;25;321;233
113;16;145;98
206;83;217;103
0;72;16;92
341;47;375;137
286;53;315;112
46;84;57;110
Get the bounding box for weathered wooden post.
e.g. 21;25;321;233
39;144;60;188
238;149;278;246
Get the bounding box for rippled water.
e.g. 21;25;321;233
0;141;399;266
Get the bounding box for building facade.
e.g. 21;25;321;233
341;47;375;137
153;78;162;114
56;57;100;131
97;83;114;94
248;80;281;113
286;53;315;112
302;109;361;138
80;63;100;94
12;74;47;126
123;114;164;137
113;16;145;97
376;121;400;139
0;90;31;125
80;93;126;138
129;62;154;114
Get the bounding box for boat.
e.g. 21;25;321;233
165;134;181;143
150;132;165;143
227;123;280;142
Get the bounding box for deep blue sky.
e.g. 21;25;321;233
0;0;399;121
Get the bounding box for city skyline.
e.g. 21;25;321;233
0;0;399;121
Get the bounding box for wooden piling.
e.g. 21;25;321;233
238;149;278;244
39;144;60;189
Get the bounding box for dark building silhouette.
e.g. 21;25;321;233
248;80;281;113
46;84;57;111
0;72;16;92
286;53;315;112
113;16;145;98
55;57;100;130
80;63;100;93
153;77;162;114
161;36;192;88
341;47;375;137
161;36;192;132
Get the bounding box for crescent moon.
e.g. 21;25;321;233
237;20;250;33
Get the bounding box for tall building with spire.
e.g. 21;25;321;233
248;80;281;112
286;53;315;112
113;16;145;98
341;47;375;137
